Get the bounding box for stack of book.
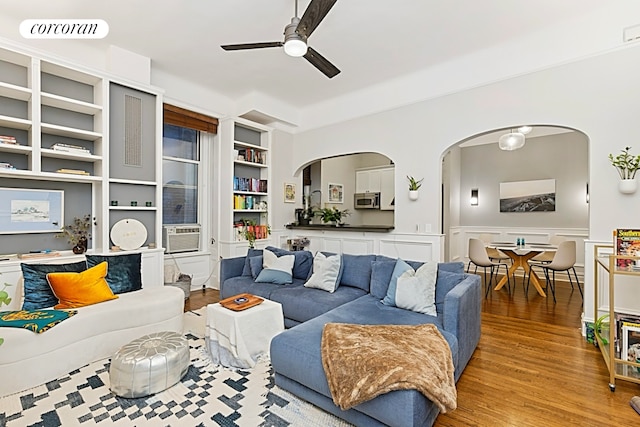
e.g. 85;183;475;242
56;168;90;176
0;135;18;145
51;143;91;155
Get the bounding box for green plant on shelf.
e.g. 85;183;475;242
316;206;350;225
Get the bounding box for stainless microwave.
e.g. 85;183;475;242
354;192;380;209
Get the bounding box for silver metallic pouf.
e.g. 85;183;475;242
109;331;189;398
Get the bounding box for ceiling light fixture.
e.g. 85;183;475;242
283;18;307;57
518;125;533;135
498;129;526;151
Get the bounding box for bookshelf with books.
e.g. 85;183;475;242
594;242;640;391
219;118;272;257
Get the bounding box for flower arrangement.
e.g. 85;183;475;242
57;214;92;248
609;146;640;179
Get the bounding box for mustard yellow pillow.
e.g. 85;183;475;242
46;262;118;309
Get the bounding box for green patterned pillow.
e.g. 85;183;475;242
0;309;77;333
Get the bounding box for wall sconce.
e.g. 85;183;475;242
470;189;479;206
586;183;589;203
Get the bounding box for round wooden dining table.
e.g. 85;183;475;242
488;243;557;297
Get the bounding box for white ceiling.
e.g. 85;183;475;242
1;1;637;130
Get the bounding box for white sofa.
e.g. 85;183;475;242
0;285;184;397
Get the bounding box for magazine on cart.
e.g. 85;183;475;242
614;229;640;268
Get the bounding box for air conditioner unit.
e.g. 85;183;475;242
163;225;201;254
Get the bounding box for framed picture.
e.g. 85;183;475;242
328;183;344;203
499;179;556;212
284;183;296;203
0;188;64;234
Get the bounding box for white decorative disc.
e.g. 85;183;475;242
110;219;147;251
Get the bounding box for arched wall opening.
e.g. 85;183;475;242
292;152;395;227
441;124;589;280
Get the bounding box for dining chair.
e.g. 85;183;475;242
479;233;511;263
529;235;566;264
467;237;511;297
529;240;581;303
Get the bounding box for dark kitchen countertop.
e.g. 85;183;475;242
285;224;394;232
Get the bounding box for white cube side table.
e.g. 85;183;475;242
205;298;284;368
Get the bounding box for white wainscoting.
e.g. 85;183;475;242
449;226;589;281
273;228;444;262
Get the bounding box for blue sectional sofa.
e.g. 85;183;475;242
219;248;482;427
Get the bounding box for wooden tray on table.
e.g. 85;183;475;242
219;293;264;311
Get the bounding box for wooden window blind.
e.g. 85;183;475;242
163;103;218;133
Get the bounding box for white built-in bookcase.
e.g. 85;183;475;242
218;117;272;258
0;43;164;282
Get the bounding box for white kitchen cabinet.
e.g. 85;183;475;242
355;166;394;210
355;169;381;193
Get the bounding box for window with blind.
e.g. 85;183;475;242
162;104;217;226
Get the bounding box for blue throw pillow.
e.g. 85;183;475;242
86;253;142;294
255;248;294;285
370;260;396;300
242;248;263;276
265;246;313;280
249;255;264;279
21;261;87;310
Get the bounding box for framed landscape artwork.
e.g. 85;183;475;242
328;183;344;203
499;179;556;212
0;188;64;234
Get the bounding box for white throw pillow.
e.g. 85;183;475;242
304;252;342;293
255;248;295;285
383;259;438;316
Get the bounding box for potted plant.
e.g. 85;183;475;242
56;214;92;253
407;175;423;200
609;146;640;194
316;206;350;226
238;218;271;248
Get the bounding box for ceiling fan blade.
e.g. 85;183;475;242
221;42;283;51
296;0;337;39
304;46;340;78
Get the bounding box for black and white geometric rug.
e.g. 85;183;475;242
0;309;352;427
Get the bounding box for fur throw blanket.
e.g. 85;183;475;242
320;323;457;413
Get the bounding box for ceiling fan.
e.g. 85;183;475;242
221;0;340;78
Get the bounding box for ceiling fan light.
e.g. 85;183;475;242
518;125;533;135
498;132;526;151
284;38;307;57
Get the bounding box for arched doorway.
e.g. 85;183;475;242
442;125;589;280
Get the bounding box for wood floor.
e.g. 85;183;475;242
184;276;640;426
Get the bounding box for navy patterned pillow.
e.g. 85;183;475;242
86;253;142;294
21;261;87;310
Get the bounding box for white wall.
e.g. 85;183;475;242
289;44;640;240
459;131;589;228
287;44;640;324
